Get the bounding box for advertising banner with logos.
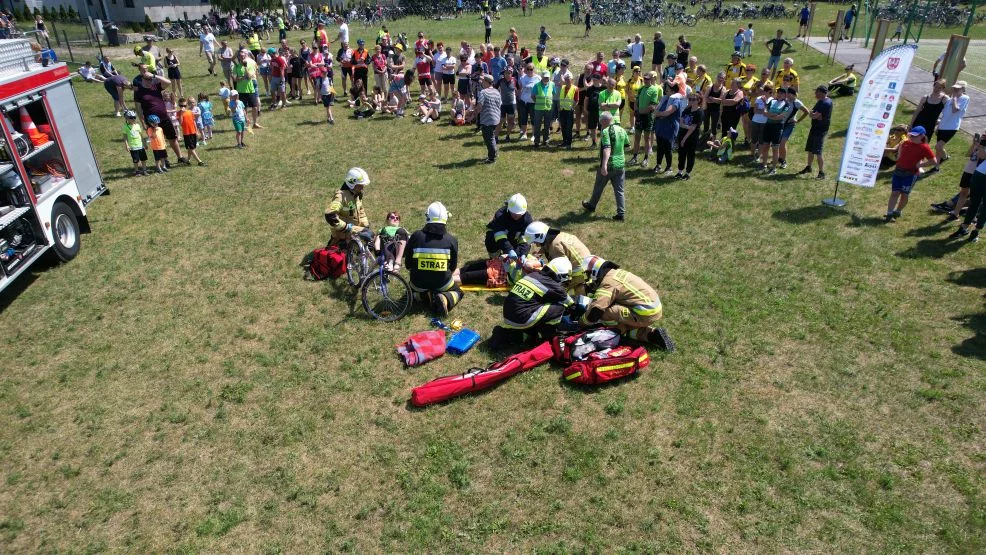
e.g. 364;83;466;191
838;44;917;188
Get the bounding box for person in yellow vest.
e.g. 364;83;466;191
557;73;579;149
248;31;263;59
531;70;554;147
532;44;549;75
325;167;371;246
524;221;591;294
725;52;746;81
134;46;157;74
580;255;674;351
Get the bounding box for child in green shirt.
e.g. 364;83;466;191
122;110;148;176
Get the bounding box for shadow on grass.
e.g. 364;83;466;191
847;214;889;227
440;130;481;141
297;120;329;126
947;268;986;288
435;158;484;169
951;311;986;360
904;219;952;238
829;129;847;139
558;371;642;393
896;237;966;259
0;262;46;311
772;204;842;224
541;209;596;228
802;64;821;70
485;294;505;306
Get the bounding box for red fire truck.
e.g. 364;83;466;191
0;39;105;294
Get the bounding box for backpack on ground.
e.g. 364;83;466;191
552;328;650;385
301;244;347;280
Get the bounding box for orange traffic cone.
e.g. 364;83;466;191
19;107;49;147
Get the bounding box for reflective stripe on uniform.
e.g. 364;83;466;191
412;248;451;259
502;305;549;329
493;230;509;242
632;302;662;316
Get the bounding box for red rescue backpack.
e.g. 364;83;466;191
552;328;650;385
302;245;347;280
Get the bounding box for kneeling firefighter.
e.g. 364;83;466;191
523;221;591;294
485;193;533;258
581;255;675;351
491;257;576;346
325;167;371;247
404;201;464;316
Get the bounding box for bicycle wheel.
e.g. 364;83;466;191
362;270;412;322
685;15;698;27
345;238;370;287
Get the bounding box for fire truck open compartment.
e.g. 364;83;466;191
0;38;105;293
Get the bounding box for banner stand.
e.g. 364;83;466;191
822;180;847;208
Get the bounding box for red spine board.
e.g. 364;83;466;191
410;341;555;407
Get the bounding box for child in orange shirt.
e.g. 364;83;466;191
146;114;168;173
180;97;205;166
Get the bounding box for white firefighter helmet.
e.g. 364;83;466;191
546;257;573;282
523;221;550;245
582;255;607;283
425;201;449;224
506;193;528;215
344;167;370;188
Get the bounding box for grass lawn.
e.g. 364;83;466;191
1;4;984;552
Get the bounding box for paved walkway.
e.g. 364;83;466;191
806;37;985;136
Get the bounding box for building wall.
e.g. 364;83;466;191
15;0;213;22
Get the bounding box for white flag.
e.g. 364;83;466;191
838;44;917;188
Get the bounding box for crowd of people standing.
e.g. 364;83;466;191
92;6;982;241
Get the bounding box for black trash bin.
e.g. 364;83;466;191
106;24;120;47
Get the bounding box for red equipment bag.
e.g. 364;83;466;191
396;330;446;367
302;246;347;280
410;341;555;407
561;345;650;385
551;328;623;364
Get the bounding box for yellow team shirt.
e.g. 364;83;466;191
725;62;746;80
777;68;800;89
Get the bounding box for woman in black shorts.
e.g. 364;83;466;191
909;79;946;138
583;75;603;146
720;78;744;140
456;55;471;97
704;71;726;139
165;48;183;99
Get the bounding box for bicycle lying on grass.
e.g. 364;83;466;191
343;232;412;322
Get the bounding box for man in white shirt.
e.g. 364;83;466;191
628;34;645;69
934;81;971;170
742;24;754;58
333;16;349;46
289;2;297;19
199;26;218;76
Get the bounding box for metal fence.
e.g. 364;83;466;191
40;19;105;65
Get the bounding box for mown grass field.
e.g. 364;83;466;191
0;4;983;552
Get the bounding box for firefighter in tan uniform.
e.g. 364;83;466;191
580;255;675;351
523;221;591;294
324;167;371;246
